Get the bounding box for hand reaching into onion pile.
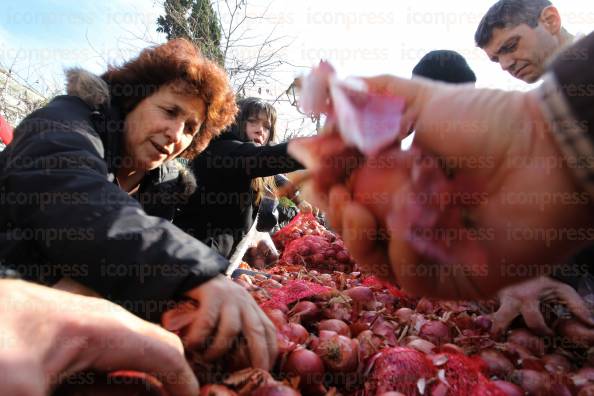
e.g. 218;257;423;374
492;276;594;337
288;68;594;300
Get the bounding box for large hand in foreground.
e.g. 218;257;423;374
0;280;198;396
289;75;594;300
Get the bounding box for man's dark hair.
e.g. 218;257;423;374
474;0;553;48
412;50;477;84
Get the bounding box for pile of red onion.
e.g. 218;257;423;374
158;216;594;396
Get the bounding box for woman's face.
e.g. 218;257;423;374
123;84;206;171
245;112;271;146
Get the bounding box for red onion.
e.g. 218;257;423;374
265;309;288;329
452;312;475;331
578;384;594;396
313;332;359;373
510;369;551;395
419;321;450;345
394;307;414;324
318;319;351;337
357;330;383;361
479;349;514;378
502;341;535;362
492;380;524;396
474;315;493;332
507;329;545;357
276;332;297;355
350;320;371;337
251;384;300;396
282;323;309;345
415;298;434;314
282;348;326;395
290;301;319;325
343;286;374;306
556;319;594;348
371;316;398;346
572;367;594;393
550;383;572;396
322;301;351;322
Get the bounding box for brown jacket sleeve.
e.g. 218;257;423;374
536;32;594;197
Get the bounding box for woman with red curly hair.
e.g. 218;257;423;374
0;39;278;373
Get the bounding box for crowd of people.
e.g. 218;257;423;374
0;0;592;394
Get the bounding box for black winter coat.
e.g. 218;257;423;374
0;69;229;321
174;131;303;258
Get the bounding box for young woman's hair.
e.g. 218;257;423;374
232;97;279;206
101;38;237;159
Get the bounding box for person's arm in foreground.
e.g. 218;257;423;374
0;280;198;396
289;32;594;300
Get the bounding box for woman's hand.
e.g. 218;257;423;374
176;276;278;370
0;280;198;396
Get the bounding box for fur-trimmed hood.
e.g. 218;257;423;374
65;68;111;110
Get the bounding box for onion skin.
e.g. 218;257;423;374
318;319;351;337
290;301;320;326
394;307;414;324
313;333;359;373
407;338;436;354
357;330;383;362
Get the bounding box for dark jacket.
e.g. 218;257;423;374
174;131;303;258
0;69;229;321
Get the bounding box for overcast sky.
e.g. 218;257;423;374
1;0;593;134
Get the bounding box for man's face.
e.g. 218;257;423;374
483;23;558;83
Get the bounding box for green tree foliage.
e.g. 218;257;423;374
157;0;224;65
